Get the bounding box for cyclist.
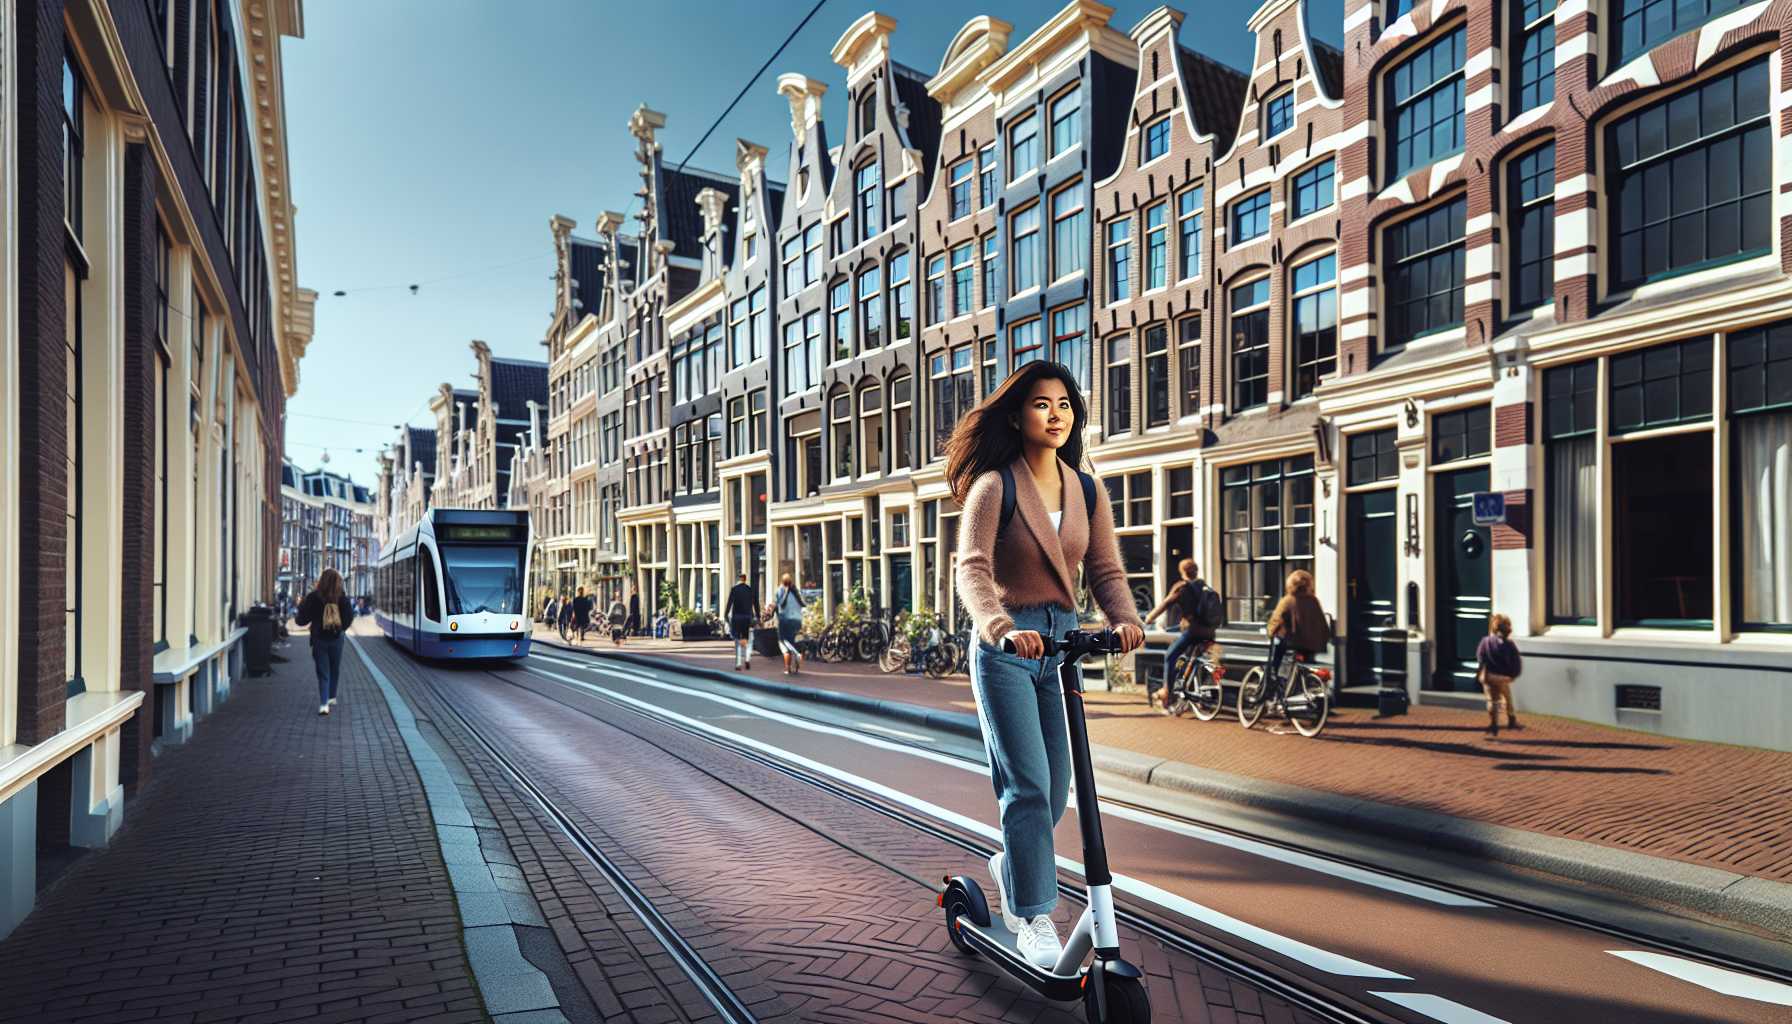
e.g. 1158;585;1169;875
1265;569;1329;692
606;596;627;647
1144;559;1222;714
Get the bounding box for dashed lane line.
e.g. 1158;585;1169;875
1608;950;1792;1007
1368;993;1513;1024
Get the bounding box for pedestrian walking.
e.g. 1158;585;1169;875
1144;559;1223;714
624;589;641;640
949;360;1144;969
772;573;805;674
1266;569;1329;684
543;594;559;629
572;586;593;643
1476;613;1525;738
606;596;626;646
724;573;757;670
293;567;355;716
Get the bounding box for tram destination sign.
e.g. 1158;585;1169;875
438;524;525;542
1471;491;1506;527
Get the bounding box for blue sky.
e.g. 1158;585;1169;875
281;0;1341;487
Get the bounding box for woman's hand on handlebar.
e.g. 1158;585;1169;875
1114;623;1145;654
1004;629;1046;659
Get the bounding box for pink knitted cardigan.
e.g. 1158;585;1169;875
954;456;1144;645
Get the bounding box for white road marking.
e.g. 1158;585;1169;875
856;721;933;742
1369;992;1513;1023
1608;950;1792;1006
528;653;1485;908
524;664;1410;981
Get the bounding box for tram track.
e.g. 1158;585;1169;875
481;658;1393;1024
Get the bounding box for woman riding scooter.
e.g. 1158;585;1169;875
949;360;1144;969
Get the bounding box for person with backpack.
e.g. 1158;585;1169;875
623;587;641;641
293;567;355;716
1476;613;1524;738
724;572;758;670
772;572;805;674
1266;569;1331;685
572;586;594;643
606;595;627;646
950;360;1144;970
1145;559;1223;714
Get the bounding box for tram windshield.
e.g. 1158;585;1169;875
440;545;524;616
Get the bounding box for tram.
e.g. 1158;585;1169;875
374;508;533;659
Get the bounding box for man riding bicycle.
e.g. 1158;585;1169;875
1144;559;1223;714
1266;569;1329;688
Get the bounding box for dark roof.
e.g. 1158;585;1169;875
764;181;787;234
354;485;371;503
568;237;606;320
489;357;547;421
891;63;943;194
1311;40;1343;102
661;165;740;262
405;425;437;477
1177;46;1250;153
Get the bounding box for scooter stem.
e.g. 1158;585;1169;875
1059;655;1111;887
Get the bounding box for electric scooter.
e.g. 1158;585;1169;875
939;628;1151;1024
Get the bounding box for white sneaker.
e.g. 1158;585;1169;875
987;852;1024;934
328;698;337;708
318;704;329;716
1017;915;1061;970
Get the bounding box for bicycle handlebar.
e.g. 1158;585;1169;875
1000;628;1123;659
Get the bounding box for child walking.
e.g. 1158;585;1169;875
1476;613;1524;738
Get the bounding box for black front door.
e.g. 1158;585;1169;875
1434;467;1492;692
889;554;912;615
1347;490;1403;694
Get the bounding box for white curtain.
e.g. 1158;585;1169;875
1737;412;1792;626
1548;436;1598;621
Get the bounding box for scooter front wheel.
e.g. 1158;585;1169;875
1084;972;1151;1023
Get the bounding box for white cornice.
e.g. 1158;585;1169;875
240;0;308;399
980;0;1133;99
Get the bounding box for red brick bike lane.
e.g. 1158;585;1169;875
538;627;1792;887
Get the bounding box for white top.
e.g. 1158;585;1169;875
1049;510;1062;530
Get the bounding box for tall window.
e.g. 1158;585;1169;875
1230;278;1270;410
1220;456;1316;623
1510;143;1555;313
750;286;767;361
1051;184;1086;280
1177;316;1200;416
830;279;852;360
729;297;749;369
65;252;84;689
927;254;947;324
831;388;853;479
860;384;884;476
1144;203;1168;290
981;235;998;308
1105;335;1132;435
931;347;975;456
1177;187;1203;280
1051;305;1088;392
888;179;909;225
1618;0;1750;62
782;235;802;292
1262;90;1293;139
784;320;806;394
978;144;996;206
952;242;975;315
1291;160;1335;220
1230;189;1270;246
1106;219;1132;302
803;223;822;282
858;90;876;138
1516;1;1556;112
856;162;882;241
890;374;913;470
1050;86;1081;157
1389;25;1467;179
1009;112;1040;180
949;158;973;219
889;253;912;341
803;312;821;390
1144;325;1171;427
1011;204;1041;294
751;389;768;452
155;227;172;646
64;52;85;237
858;266;883;350
1729;321;1792;629
1611;58;1769;287
1141;116;1170;163
1386;195;1466;347
729;396;748;456
1011;319;1043;367
983;338;999;396
705;320;724;395
1291;253;1337;399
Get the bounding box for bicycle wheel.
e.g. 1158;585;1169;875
1287;667;1331;737
1188;662;1224;721
924;644;952;678
879;634;910;673
820;631;842;662
1236;667;1269;730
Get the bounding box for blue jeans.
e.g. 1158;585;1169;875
1160;627;1207;694
776;618;801;655
970;603;1078;919
312;634;345;705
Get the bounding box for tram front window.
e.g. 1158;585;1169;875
441;546;524;616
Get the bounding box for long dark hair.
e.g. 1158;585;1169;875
316;568;344;606
945;360;1088;503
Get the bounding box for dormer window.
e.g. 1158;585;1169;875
858;90;877;139
1262;89;1293;140
1141;116;1171;164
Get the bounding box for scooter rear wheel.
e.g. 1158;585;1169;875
1084;972;1151;1023
941;893;977;955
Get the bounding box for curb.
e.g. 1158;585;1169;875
534;635;1792;938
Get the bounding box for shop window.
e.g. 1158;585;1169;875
1544;361;1598;623
1432;405;1491;463
1611;58;1770;287
1610;337;1712;433
1220;456;1316;624
1728;321;1792;628
1347;429;1398;486
1615;431;1712;625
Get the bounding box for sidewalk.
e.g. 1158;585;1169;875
0;631;488;1024
538;627;1792;894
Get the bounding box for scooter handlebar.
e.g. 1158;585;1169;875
1000;628;1123;659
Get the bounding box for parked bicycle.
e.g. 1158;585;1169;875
1235;645;1331;737
1164;640;1227;720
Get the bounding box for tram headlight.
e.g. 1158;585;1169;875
509;620;519;631
449;621;459;632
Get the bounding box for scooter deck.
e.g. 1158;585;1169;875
954;917;1086;1002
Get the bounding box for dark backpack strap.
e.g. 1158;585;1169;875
1078;470;1096;523
998;464;1017;540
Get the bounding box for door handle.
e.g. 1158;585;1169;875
1349;577;1358;599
